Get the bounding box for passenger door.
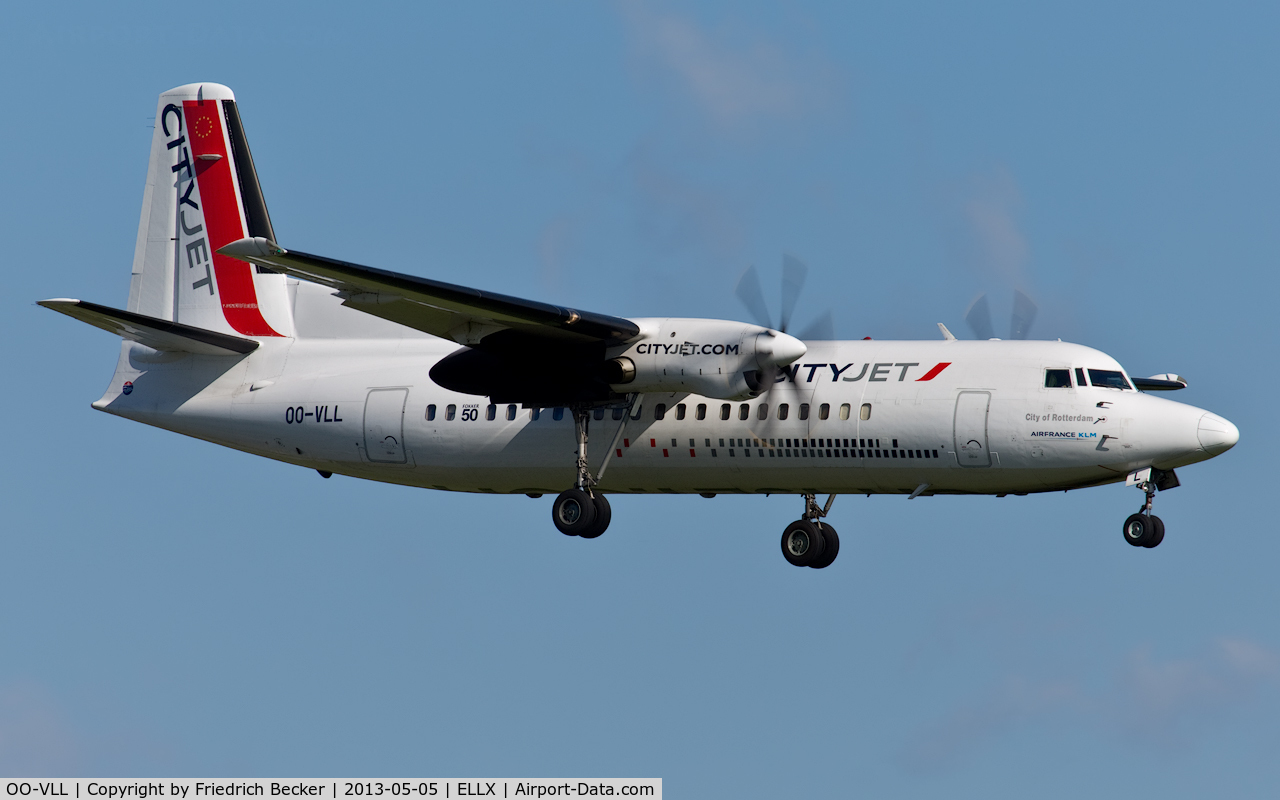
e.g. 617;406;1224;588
954;391;991;467
364;388;408;464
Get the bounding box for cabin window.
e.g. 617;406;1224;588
654;403;667;420
631;403;643;420
446;404;457;421
778;403;789;420
1088;369;1132;390
507;404;517;421
676;404;687;420
799;403;810;421
839;403;850;420
1075;368;1088;387
757;403;769;420
696;403;707;421
739;404;750;421
486;404;497;421
819;403;830;420
593;408;605;421
426;404;437;421
613;407;625;420
1044;369;1071;388
860;403;871;421
553;407;564;421
530;408;541;421
720;403;731;421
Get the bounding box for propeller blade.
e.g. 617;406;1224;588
779;254;808;333
735;265;773;329
1010;289;1038;340
758;367;778;396
756;364;798;397
796;309;835;341
743;366;778;397
965;294;995;340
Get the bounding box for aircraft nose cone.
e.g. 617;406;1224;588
758;331;807;366
1197;412;1240;455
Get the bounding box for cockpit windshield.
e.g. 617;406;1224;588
1044;369;1071;388
1087;369;1131;390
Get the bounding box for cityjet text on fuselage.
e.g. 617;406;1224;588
784;361;951;382
633;341;741;356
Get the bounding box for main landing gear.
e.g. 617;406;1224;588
781;493;840;569
1122;471;1166;548
552;406;614;539
552;488;611;538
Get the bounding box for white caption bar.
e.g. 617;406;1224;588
0;782;660;800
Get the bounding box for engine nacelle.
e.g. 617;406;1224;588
606;318;806;400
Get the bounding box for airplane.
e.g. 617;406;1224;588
41;83;1240;569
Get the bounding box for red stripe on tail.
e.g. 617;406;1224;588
184;100;282;337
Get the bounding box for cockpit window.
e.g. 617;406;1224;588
1087;369;1131;390
1044;369;1071;388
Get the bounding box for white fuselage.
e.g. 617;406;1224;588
95;332;1232;498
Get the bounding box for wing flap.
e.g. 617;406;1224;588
217;237;640;345
39;299;259;355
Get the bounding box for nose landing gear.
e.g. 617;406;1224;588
1122;469;1168;548
1122;511;1164;548
780;493;840;568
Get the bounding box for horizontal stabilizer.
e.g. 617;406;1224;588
39;299;259;355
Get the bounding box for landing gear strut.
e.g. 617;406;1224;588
780;493;840;569
552;405;614;539
1122;472;1165;548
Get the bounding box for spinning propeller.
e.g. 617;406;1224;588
735;255;833;395
964;289;1038;340
735;255;835;343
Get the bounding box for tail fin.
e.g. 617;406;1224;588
127;83;293;338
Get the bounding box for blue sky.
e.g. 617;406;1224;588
3;1;1278;794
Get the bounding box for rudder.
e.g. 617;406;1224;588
127;83;293;338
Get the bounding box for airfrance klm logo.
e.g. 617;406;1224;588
1031;431;1099;440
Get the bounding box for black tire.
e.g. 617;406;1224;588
579;493;611;539
1122;513;1152;547
781;519;825;567
1143;515;1165;548
810;523;840;569
552;488;597;536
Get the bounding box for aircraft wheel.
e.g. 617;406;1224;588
810;523;840;569
781;519;825;567
1122;513;1154;547
579;493;611;539
1142;515;1165;548
552;488;597;536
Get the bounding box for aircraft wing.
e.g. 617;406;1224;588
218;237;640;347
